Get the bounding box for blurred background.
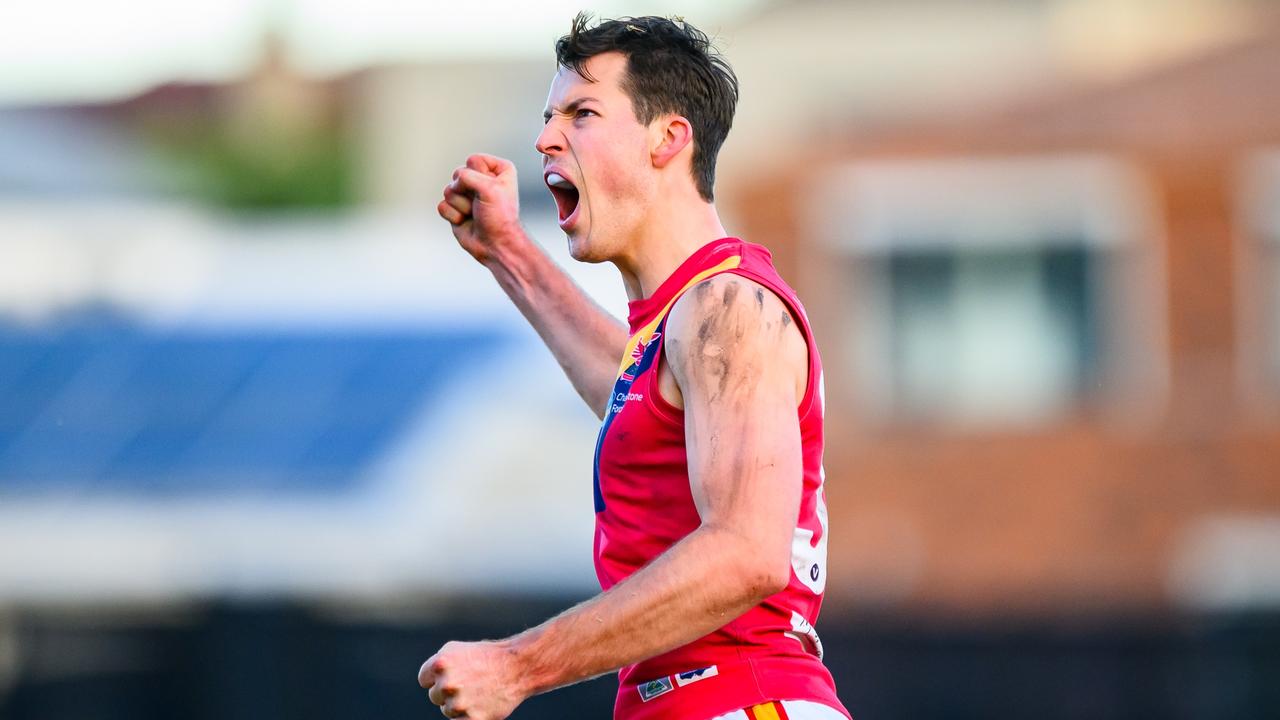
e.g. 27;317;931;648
2;0;1279;717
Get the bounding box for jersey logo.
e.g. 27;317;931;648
637;676;674;702
620;331;661;382
673;665;718;687
631;331;660;365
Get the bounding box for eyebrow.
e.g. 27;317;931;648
543;97;601;122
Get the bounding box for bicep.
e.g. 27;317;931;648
665;276;806;543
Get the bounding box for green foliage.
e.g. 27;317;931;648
145;116;354;211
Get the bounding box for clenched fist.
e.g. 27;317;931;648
418;639;530;719
438;154;524;265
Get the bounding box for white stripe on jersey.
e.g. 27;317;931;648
708;699;849;720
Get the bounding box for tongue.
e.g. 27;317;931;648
555;187;580;222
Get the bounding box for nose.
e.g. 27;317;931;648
535;121;564;157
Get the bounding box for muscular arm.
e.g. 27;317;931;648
439;154;626;417
419;274;809;716
480;234;627;417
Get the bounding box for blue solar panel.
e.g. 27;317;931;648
0;318;508;496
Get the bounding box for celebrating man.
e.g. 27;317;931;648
422;14;849;720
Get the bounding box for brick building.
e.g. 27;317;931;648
732;25;1280;616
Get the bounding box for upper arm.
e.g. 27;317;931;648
664;274;809;568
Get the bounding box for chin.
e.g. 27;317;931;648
566;231;608;264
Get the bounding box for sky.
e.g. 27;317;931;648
0;0;765;104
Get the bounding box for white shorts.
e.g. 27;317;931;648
709;699;849;720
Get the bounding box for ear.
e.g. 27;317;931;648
650;115;693;169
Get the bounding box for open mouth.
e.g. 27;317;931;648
545;171;581;226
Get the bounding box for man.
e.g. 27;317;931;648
421;14;848;720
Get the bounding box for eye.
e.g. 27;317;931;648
575;108;597;119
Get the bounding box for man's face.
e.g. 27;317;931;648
536;52;654;263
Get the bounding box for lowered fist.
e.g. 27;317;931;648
418;639;529;719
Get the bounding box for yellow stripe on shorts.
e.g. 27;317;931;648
749;702;782;720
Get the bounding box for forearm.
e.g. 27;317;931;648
484;232;626;417
501;526;780;697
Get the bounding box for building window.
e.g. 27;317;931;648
822;155;1162;427
880;243;1097;423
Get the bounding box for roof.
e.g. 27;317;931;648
845;18;1280;156
0;315;509;495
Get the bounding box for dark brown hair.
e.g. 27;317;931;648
555;13;739;202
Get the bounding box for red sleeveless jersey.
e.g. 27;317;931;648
593;238;849;720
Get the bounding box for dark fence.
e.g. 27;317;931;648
2;598;1277;720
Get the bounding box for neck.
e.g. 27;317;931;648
613;194;728;302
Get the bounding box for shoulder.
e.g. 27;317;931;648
667;272;786;340
664;272;805;395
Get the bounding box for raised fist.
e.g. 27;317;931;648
438;153;523;264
